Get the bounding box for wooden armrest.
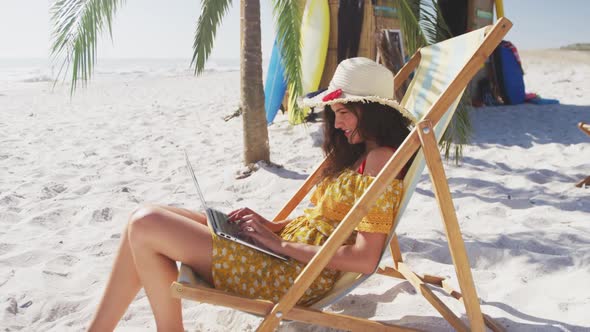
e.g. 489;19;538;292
578;122;590;137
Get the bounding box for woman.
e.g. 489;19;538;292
88;57;415;332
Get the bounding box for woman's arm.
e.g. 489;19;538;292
280;232;387;274
283;147;397;273
244;147;397;274
228;207;291;233
268;219;291;232
241;219;387;274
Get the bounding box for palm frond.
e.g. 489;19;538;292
270;0;303;124
191;0;233;75
417;0;452;44
50;0;125;93
419;0;469;163
397;0;426;55
398;0;471;163
440;91;473;163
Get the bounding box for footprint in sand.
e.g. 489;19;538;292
73;185;91;195
80;174;99;182
91;208;113;222
0;243;16;256
83;150;98;158
47;254;80;268
29;209;66;230
112;143;129;152
42;254;80;282
42;299;84;323
5;297;18;315
0;250;46;267
0;194;21;207
0;269;15;287
40;183;67;200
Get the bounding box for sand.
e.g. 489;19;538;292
1;50;589;331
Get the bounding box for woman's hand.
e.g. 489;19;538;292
238;218;285;253
227;207;285;233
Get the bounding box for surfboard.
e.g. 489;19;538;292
264;38;287;124
289;0;330;124
495;0;504;18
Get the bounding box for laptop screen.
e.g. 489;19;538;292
184;149;208;211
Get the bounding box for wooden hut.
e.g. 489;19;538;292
440;0;496;102
317;0;496;101
319;0;401;89
288;0;496;112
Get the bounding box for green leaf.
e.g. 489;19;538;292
397;0;426;55
50;0;125;94
191;0;233;75
397;0;471;163
270;0;303;125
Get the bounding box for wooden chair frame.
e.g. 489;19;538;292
171;18;513;331
576;122;590;188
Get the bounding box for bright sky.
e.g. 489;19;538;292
0;0;588;60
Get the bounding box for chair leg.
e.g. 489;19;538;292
377;266;505;331
389;233;404;267
575;175;590;188
170;281;420;332
417;120;485;331
397;263;469;331
578;122;590;137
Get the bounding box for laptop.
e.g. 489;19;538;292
184;150;288;261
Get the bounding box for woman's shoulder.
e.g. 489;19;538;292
363;147;396;176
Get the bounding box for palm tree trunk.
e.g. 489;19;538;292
240;0;270;165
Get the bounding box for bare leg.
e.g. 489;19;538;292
157;205;208;226
87;205;209;332
87;218;141;332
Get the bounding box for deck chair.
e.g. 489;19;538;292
576;122;590;188
171;18;512;331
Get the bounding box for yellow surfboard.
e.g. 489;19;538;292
289;0;330;124
495;0;504;18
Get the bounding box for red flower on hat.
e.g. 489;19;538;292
322;88;342;102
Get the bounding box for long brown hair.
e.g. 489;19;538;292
321;102;412;179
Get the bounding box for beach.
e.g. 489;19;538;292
1;50;589;331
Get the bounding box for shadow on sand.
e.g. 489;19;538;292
282;267;588;331
469;104;590;147
282;282;588;331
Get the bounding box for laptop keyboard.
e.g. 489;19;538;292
211;209;241;236
208;208;287;261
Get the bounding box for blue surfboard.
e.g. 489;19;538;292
264;38;287;124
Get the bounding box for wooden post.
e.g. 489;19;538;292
393;51;421;94
389;234;403;267
416;120;485;331
321;0;400;89
576;122;590;187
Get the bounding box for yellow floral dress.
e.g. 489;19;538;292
210;168;403;306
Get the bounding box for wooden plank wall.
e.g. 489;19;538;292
320;0;341;90
320;0;401;89
467;0;496;103
288;0;496;106
467;0;495;30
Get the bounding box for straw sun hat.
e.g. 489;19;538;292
300;57;417;123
